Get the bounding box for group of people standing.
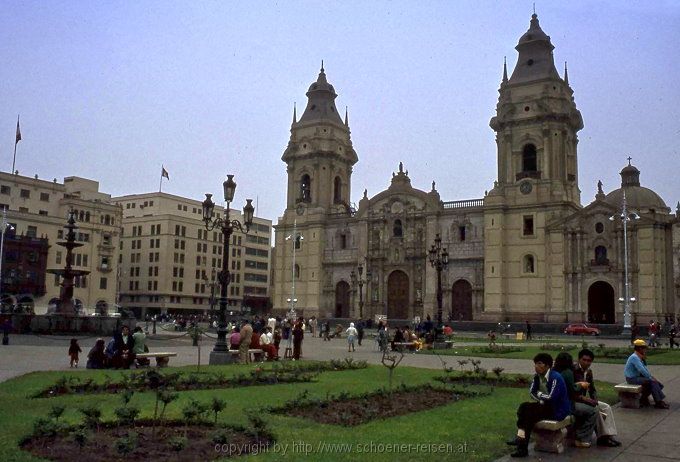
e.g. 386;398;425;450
228;316;306;363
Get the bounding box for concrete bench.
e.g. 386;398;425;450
615;383;643;408
136;352;177;367
228;349;264;362
533;415;574;454
392;342;417;352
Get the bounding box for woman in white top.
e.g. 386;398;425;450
346;322;358;352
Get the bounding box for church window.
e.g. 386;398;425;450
333;176;342;204
523;255;535;274
594;246;608;265
300;174;311;203
459;226;466;241
595;222;604;234
527;59;534;66
523;216;534;236
339;233;347;249
393;219;403;238
295;235;302;250
522;144;537;172
294;264;300;279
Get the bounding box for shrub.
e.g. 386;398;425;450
211;429;230;445
79;405;102;430
70;428;89;450
211;397;227;424
114;406;140;426
168;436;188;452
114;432;138;456
48;405;65;422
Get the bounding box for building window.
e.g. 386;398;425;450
523;255;535;274
300;174;311;203
39;210;48;216
459;226;466;241
594;246;608;265
333;176;342;203
26;226;37;238
0;185;10;195
393;219;403;238
20;189;30;199
40;192;50;202
522;144;537;172
294;264;300;279
595;222;604;234
523;216;534;236
100;277;107;290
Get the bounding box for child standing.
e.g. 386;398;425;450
68;338;82;368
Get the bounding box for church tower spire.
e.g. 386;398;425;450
282;66;357;212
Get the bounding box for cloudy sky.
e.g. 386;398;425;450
2;1;679;223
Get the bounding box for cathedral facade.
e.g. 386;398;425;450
271;14;679;324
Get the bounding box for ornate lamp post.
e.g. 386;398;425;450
202;175;254;364
285;220;303;320
202;269;218;316
609;190;639;334
428;233;449;334
350;264;372;319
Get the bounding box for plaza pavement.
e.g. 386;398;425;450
1;330;678;461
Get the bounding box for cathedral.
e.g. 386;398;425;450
271;14;680;324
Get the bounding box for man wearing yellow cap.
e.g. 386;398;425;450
624;339;669;409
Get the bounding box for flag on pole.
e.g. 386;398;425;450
161;166;169;180
15;116;21;144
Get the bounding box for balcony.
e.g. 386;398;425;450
443;198;484;209
516;170;541;181
98;264;113;273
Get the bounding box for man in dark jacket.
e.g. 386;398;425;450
113;325;135;368
508;353;571;458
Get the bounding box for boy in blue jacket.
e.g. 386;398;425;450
508;353;571;458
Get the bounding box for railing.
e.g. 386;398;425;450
442;198;484;209
516;170;541;180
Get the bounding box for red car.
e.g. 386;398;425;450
564;323;600;336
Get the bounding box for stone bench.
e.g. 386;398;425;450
392;342;417;352
533;415;574;454
228;349;264;362
615;383;643;408
135;352;177;367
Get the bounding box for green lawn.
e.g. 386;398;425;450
422;345;680;365
0;363;618;461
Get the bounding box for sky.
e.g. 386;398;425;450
2;1;679;223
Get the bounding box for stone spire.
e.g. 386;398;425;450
292;102;297;124
297;63;344;125
509;13;560;84
564;62;569;85
502;56;508;83
344;106;349;126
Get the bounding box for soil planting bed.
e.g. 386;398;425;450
435;375;529;388
277;385;467;426
21;420;272;461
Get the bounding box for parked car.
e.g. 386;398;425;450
564;323;600;336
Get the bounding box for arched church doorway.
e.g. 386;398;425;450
451;279;473;321
335;281;351;318
588;281;615;324
387;270;409;320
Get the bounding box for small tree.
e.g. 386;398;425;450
210;397;227;424
71;428;89;451
380;350;405;392
48;405;66;423
115;432;138;456
79;405;102;432
152;390;178;437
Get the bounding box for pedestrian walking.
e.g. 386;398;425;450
68;338;82;367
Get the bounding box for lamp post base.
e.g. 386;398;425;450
209;350;237;365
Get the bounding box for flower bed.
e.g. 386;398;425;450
269;384;491;426
21;419;272;461
34;359;368;398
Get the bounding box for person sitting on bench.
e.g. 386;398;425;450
507;353;571;458
574;348;621;447
625;339;669;409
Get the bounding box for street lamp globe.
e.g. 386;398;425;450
223;174;236;203
202;194;215;222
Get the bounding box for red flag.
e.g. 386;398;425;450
161;166;169;180
15;116;21;144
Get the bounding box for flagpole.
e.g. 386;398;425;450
11;143;17;174
159;171;163;193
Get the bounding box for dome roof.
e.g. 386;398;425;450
604;162;669;212
297;64;344;125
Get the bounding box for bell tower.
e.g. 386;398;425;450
483;14;584;321
273;65;357;317
282;64;357;213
